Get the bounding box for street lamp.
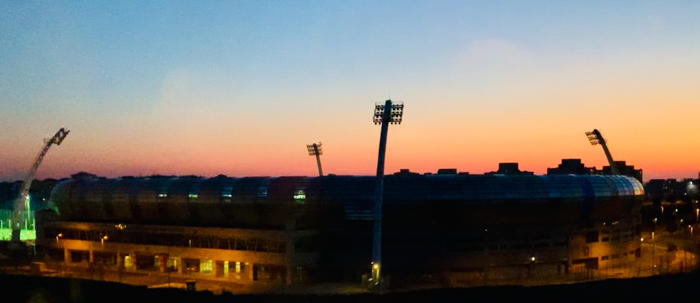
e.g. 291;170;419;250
306;142;324;177
585;129;620;175
101;235;108;247
371;99;404;289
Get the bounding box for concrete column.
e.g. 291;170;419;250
177;257;184;274
212;260;219;277
159;254;167;273
89;250;94;264
64;248;71;264
249;263;255;281
116;252;123;270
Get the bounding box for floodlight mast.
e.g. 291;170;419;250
307;142;323;177
371;99;403;289
11;127;70;245
585;129;620;175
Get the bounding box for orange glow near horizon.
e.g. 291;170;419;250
2;2;699;183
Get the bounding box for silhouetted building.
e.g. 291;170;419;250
645;178;699;201
437;168;458;175
393;169;420;176
644;179;669;200
603;161;642;183
486;163;534;175
547;159;596;175
547;159;642;183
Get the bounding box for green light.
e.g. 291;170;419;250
0;227;36;241
293;190;306;203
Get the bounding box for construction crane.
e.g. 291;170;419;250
10;127;70;246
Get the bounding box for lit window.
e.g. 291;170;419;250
257;186;268;198
201;259;213;273
124;255;133;268
222;186;233;200
294;190;306;203
167;257;178;270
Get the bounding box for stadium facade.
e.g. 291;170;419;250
35;172;645;285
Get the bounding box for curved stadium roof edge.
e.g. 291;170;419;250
50;174;644;203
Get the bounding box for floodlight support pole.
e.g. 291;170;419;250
372;99;392;287
593;129;620;175
600;142;619;175
12;127;69;245
313;144;323;177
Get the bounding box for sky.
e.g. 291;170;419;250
1;1;699;182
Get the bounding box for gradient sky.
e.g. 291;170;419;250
1;1;699;182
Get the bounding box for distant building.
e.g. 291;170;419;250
644;179;670;200
486;163;534;175
547;159;642;183
437;168;458;175
547;159;596;175
644;178;699;202
602;161;642;183
393;169;420;176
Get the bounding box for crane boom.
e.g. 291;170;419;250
11;127;70;243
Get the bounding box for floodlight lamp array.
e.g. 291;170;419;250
307;143;322;155
586;129;605;145
373;104;385;125
373;102;404;125
585;132;599;145
390;103;404;125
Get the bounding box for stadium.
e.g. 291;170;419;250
35;171;644;286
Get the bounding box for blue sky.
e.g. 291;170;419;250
2;1;699;181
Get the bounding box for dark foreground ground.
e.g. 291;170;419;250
2;271;700;303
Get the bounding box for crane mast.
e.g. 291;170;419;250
10;127;70;244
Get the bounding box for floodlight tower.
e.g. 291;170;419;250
307;142;323;177
11;127;70;246
371;99;404;288
585;129;620;175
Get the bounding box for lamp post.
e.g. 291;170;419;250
585;129;620;175
371;99;404;290
307;142;324;177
